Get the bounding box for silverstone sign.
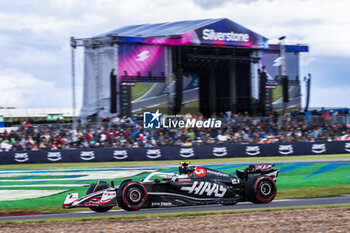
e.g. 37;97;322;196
202;29;249;42
195;18;268;48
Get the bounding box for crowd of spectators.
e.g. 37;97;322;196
0;112;349;152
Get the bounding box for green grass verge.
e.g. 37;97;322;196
1;204;350;225
0;207;90;215
131;83;153;100
272;85;282;102
0;154;348;215
276;185;350;199
1;154;349;169
132;103;169;114
133;100;200;114
180;100;200;115
1;185;349;215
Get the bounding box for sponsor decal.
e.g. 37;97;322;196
80;151;95;160
180;181;227;197
151;202;173;207
231;179;241;184
179;148;195;158
311;144;326;153
113;150;128;160
47;152;62;162
245;146;260;156
278;145;294;155
195;166;206;177
255;164;273;170
212;147;227;157
206;169;230;177
178;178;191;182
345;143;350;152
202;29;249;42
63;193;78;206
146;149;162;159
14;153;29;162
101;190;116;204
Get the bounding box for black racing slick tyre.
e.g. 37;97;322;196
116;181;148;211
86;181;113;213
245;175;277;204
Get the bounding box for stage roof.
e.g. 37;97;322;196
97;18;223;38
95;18;269;49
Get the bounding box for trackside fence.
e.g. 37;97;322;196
0;141;349;165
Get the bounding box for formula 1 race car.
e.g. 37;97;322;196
63;162;279;212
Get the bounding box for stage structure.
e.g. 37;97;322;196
72;18;308;118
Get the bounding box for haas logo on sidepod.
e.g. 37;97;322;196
195;166;207;177
181;181;227;197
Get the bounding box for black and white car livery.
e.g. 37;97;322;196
63;162;279;212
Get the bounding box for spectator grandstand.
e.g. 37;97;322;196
0;112;349;152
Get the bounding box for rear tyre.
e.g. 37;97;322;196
245;175;277;204
86;182;113;213
116;181;148;211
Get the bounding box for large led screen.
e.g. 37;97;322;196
118;44;166;79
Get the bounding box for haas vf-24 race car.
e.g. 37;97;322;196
63;163;279;212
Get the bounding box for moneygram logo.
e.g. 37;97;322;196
143;110;222;129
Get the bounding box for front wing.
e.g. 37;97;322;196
62;188;117;209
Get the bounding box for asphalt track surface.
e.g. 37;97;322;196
1;195;349;221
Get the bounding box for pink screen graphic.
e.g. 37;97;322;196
118;44;166;79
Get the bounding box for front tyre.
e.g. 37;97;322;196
116;181;148;211
245;175;277;204
86;182;113;213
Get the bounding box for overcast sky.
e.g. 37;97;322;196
0;0;349;109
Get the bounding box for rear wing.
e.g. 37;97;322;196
236;164;279;181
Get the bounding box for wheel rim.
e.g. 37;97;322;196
256;179;275;201
121;182;148;210
260;182;272;196
129;188;142;203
